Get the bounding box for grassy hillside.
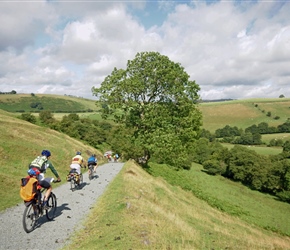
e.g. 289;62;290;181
0;109;104;211
63;160;290;249
0;94;99;112
200;98;290;133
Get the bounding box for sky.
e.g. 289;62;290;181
0;0;290;100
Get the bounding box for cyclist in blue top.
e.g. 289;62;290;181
87;154;98;174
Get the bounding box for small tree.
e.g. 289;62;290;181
20;113;37;124
39;110;55;124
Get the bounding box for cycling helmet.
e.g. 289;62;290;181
28;168;40;176
41;149;51;157
76;151;81;155
92;154;96;157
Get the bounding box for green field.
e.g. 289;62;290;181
0;94;99;112
262;133;290;144
222;143;283;155
200;98;290;132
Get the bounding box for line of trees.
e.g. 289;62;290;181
0;90;17;94
193;139;290;203
202;121;290;146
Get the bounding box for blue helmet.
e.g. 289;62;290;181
28;168;40;176
41;150;51;157
76;151;81;155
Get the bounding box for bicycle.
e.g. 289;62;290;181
22;180;60;233
68;169;83;191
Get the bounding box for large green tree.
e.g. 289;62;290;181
92;51;202;167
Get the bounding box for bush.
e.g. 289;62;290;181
20;113;37;124
276;191;290;203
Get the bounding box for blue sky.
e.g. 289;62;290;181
0;0;290;100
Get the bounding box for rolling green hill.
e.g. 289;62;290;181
200;98;290;132
1;94;290;132
0;93;99;112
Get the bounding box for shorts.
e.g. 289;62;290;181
39;179;51;189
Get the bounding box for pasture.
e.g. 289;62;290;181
200;98;290;133
0;93;99;112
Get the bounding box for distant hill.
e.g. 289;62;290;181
1;94;290;134
199;98;290;132
200;98;235;102
0;93;99;113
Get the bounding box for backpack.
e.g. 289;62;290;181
30;156;47;172
20;176;38;201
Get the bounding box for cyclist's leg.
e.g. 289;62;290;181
75;165;81;183
39;180;51;204
93;163;98;172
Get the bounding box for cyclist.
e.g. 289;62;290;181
70;151;85;183
29;149;61;209
87;154;98;174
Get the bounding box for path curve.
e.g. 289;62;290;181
0;162;124;250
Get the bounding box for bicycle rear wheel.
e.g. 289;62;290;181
46;193;57;220
70;178;76;191
88;165;93;180
22;203;38;233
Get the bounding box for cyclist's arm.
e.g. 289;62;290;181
47;160;61;180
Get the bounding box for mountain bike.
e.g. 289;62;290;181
68;170;83;191
22;180;60;233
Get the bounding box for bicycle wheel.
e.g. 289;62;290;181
70;178;76;191
88;165;93;180
22;203;38;233
46;193;57;220
78;173;83;188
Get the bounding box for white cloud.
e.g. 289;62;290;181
0;0;290;99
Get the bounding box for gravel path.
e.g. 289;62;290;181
0;162;124;250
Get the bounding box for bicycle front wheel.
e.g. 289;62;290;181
22;203;38;233
46;193;57;220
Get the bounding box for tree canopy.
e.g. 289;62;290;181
92;51;202;167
